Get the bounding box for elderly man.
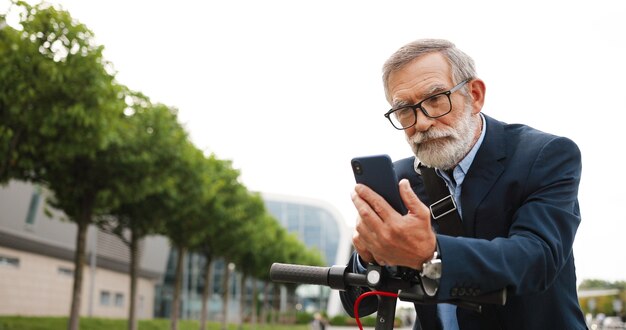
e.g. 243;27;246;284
341;39;586;329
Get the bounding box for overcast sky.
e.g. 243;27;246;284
4;0;626;283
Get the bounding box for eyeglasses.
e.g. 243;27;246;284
384;79;470;130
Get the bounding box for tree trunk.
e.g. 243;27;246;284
238;273;247;330
250;279;257;330
272;284;280;324
128;229;140;330
287;285;297;324
220;260;231;330
199;254;213;330
260;282;269;326
67;214;89;330
170;246;186;330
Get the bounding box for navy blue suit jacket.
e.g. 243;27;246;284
340;115;587;329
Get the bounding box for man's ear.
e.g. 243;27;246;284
468;78;486;114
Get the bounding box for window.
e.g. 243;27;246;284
0;255;19;268
100;291;111;306
57;267;73;276
114;293;124;307
24;186;42;226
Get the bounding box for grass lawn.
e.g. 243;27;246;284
0;316;310;330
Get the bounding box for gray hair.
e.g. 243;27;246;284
382;39;477;102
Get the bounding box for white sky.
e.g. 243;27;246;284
3;0;626;283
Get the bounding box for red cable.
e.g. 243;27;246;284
354;291;399;330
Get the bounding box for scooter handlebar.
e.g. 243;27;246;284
270;263;330;286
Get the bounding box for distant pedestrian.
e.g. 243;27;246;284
310;312;328;330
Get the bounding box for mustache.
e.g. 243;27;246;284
408;127;457;144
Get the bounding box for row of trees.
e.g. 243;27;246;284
0;2;324;330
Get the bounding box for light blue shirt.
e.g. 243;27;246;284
434;114;487;330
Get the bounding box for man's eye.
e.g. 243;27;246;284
424;94;446;108
394;107;413;119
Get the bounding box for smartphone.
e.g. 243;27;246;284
351;154;407;215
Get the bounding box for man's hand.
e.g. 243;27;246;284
351;179;436;269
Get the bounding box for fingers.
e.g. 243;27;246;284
352;224;374;263
360;252;374;264
351;186;386;262
351;186;385;232
351;180;435;269
399;179;430;220
352;185;398;267
353;183;399;223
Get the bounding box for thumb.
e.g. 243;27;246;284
399;179;430;219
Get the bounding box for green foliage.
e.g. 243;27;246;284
99;92;190;240
192;155;250;259
579;279;626;290
161;143;222;249
0;1;123;184
294;312;314;324
1;3;133;328
0;316;309;330
329;314;348;325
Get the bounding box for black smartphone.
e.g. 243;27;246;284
351;154;407;215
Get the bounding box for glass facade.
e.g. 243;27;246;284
154;193;348;320
263;196;346;313
265;200;341;266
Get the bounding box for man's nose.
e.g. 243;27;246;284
406;111;433;135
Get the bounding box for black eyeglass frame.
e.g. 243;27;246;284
384;78;471;130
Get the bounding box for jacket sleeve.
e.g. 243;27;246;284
435;136;582;300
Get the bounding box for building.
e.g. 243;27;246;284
0;180;350;319
262;192;351;315
0;180;168;318
153;192;351;319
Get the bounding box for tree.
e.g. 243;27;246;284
192;158;255;330
99;92;189;330
256;220;288;326
251;218;324;326
270;233;324;324
215;190;266;330
233;211;269;330
235;213;287;330
0;1;120;185
162;146;226;330
0;4;41;182
1;3;127;330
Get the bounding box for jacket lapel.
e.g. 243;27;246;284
460;115;506;237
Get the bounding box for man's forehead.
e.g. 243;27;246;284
388;54;451;101
391;79;449;108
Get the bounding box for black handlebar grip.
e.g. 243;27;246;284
270;263;330;286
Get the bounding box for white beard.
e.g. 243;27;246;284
406;105;480;170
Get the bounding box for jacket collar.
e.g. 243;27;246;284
459;114;506;236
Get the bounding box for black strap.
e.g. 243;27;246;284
418;163;465;237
